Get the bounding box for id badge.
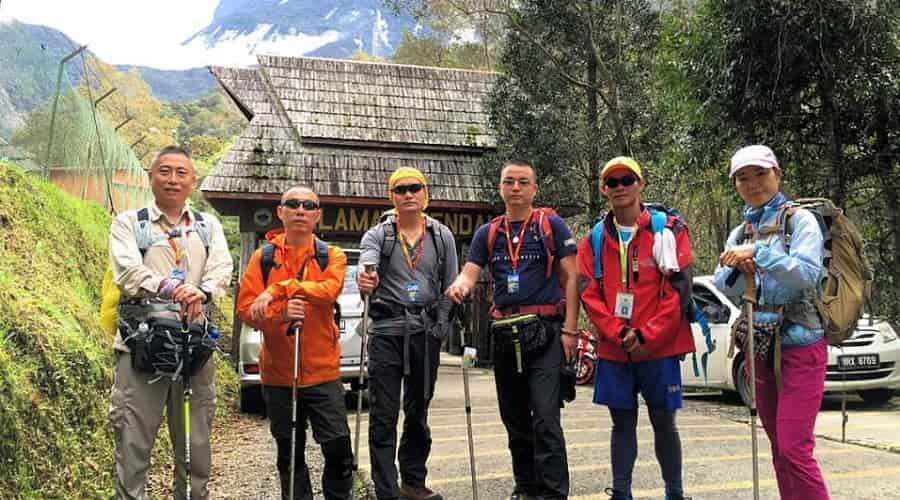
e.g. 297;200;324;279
406;281;420;303
507;273;520;295
614;292;635;319
170;268;185;282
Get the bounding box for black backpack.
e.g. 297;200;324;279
259;238;341;326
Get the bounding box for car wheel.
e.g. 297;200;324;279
240;385;264;414
858;389;895;405
733;355;753;408
575;358;596;386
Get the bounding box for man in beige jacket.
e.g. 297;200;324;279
108;146;232;499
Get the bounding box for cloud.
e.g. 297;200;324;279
2;0;219;69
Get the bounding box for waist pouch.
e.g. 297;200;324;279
731;310;781;364
122;317;215;378
490;313;551;354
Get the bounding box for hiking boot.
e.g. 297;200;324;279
399;483;443;500
604;488;633;500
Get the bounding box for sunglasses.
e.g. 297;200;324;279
392;183;425;195
281;199;320;210
604;175;638;189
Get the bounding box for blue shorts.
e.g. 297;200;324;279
593;356;683;411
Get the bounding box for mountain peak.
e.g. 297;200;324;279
182;0;420;67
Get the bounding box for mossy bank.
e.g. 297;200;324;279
0;162;237;498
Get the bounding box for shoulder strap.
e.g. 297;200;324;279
260;243;276;285
648;208;668;235
134;208;153;257
379;221;397;273
536;209;556;278
190;210;211;251
486;215;504;260
590;219;606;279
427;221;448;291
314;238;329;271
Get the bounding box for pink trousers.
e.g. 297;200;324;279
753;339;830;500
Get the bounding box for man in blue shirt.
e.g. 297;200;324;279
446;159;579;500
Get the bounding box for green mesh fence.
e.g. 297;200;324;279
9;69;151;214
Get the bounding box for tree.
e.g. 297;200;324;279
77;56;180;166
479;0;667;215
666;0;900;320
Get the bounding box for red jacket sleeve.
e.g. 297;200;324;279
640;226;693;354
577;237;627;345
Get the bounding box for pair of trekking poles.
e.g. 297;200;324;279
348;264;480;500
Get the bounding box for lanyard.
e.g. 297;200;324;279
615;221;639;289
166;213;191;267
399;217;426;278
504;209;533;272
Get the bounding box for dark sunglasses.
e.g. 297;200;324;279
281;199;320;210
604;175;638;189
392;183;424;195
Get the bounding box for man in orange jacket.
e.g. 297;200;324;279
238;185;352;500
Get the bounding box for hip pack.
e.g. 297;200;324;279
121;317;217;380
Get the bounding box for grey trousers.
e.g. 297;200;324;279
109;350;216;500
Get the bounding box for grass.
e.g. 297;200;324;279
0;161;238;498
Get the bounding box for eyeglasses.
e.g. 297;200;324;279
392;183;424;195
281;199;320;210
604;175;638;189
501;178;533;187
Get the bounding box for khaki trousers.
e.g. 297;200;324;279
109;350;216;500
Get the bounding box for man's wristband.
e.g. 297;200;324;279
561;327;578;337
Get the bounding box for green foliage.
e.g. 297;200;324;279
392;30;493;70
484;0;666;214
662;0;900;322
0;161;238;497
168;90;246;158
0;22;72;113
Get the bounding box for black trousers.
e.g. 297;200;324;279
263;381;353;500
367;332;442;500
493;321;569;499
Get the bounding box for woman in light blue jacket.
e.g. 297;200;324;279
713;145;830;500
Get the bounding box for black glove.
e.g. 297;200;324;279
560;361;577;405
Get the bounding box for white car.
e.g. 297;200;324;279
683;276;900;406
239;249;366;413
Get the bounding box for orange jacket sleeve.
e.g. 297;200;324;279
266;246;347;306
237;249;287;333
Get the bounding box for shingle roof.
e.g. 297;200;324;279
203;56;497;205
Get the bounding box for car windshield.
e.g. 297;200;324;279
342;264;358;295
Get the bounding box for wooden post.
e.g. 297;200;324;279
232;231;259;368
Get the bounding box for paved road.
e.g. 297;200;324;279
208;355;900;499
349;354;900;499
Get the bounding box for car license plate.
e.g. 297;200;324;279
837;354;879;371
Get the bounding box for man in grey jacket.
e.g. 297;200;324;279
357;166;458;500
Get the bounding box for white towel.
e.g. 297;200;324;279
653;228;680;275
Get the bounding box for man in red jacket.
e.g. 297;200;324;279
577;157;695;500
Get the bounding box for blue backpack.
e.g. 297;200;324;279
589;204;716;383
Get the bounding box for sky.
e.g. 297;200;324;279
0;0;221;69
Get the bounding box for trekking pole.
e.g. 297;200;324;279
288;317;303;500
353;263;376;471
181;314;193;500
742;271;760;500
460;325;479;500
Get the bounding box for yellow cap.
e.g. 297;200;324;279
388;166;429;210
600;156;643;181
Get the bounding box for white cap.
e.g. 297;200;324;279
729;145;779;178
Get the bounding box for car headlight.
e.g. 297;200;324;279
880;324;899;344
